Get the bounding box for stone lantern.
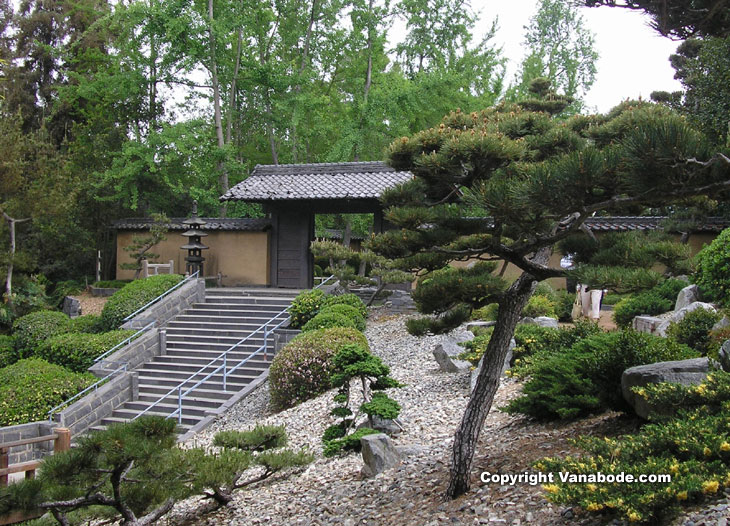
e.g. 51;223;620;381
181;200;209;276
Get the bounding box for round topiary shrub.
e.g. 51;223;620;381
100;274;184;330
319;304;366;331
12;310;72;357
666;307;721;356
69;314;103;334
269;327;369;410
695;227;730;305
301;311;357;332
38;330;136;372
0;358;96;426
322;293;367;319
288;289;326;329
0;335;17;368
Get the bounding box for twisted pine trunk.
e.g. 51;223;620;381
446;249;550;499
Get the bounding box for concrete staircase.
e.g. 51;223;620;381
94;288;299;434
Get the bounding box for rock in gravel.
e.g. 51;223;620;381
361;433;401;478
719;340;730;372
675;284;700;311
433;335;472;373
622;357;710;419
471;339;516;391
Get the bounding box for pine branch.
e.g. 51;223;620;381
138;498;176;526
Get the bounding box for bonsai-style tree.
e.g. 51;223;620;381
120;213;169;279
0;417;191;526
368;79;730;498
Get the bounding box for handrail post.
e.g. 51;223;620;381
178;387;183;424
264;323;269;360
223;354;227;392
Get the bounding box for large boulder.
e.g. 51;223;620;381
712;316;730;332
622;358;710;419
674;284;700;311
432;334;473;373
361;433;401;478
470;339;516;392
632;316;664;335
656;302;717;337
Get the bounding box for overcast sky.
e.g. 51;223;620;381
477;1;682;113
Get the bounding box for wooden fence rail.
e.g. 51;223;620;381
0;428;71;525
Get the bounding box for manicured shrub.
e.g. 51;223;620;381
288;289;326;329
0;358;96;426
321;293;367;319
69;314;103;334
269;327;369;410
92;280;131;289
37;330;136;372
301;311;357;332
666;307;721;355
0;335;17;368
538;374;730;523
695;227;730;305
504;330;698;420
99;274;183;330
613;278;687;327
405;304;471;335
323;427;380;457
12;310;71;356
319;303;366;331
522;294;556;318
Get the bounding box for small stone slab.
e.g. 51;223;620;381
622;357;710;419
632;316;664;335
519;317;559;328
361;433;401;478
432;334;472;373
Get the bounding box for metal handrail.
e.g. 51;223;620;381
93;322;155;365
47;364;128;422
122;270;200;322
133;275;337;424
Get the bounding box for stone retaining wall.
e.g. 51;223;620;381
0;422;55;465
122;278;204;329
54;372;138;436
89;329;163;377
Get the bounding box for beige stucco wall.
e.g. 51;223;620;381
116;231;270;286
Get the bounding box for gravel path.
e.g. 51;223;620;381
169;315;728;526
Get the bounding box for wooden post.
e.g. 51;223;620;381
0;447;7;487
52;428;71;455
141;259;149;278
168;260;174;274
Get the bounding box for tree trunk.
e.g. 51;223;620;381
446;248;551;499
207;0;228;216
1;211;30;306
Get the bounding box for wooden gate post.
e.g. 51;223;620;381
0;447;7;487
52;428;71;455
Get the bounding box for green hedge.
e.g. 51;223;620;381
38;330;136;372
269;327;369;410
92;280;131;289
0;335;16;368
12;310;71;357
321;293;367;319
504;330;698;420
301;311;357;332
99;275;183;330
666;307;721;355
319;304;366;331
0;359;96;426
69;314;103;334
695;227;730;305
288;289;326;329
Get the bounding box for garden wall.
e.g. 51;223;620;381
121;278;204;330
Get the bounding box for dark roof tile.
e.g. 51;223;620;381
113;218;270;232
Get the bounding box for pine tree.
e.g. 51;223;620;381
368;79;730;498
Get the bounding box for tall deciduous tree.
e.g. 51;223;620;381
369;82;730;498
510;0;598;112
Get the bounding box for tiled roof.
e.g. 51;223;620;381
220;161;413;202
318;228;366;241
584;216;730;233
113;218;271;232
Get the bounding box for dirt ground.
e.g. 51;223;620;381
73;290;109;316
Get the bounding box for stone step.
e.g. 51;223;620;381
184;304;287;315
153;354;269;368
204;296;293;306
172;314;282;325
147;357;268;373
164;327;264;338
137;368;259;385
103;410;199;427
136;393;229;409
122;401;213;418
138;384;234;400
164;340;269;352
165;320;282;331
